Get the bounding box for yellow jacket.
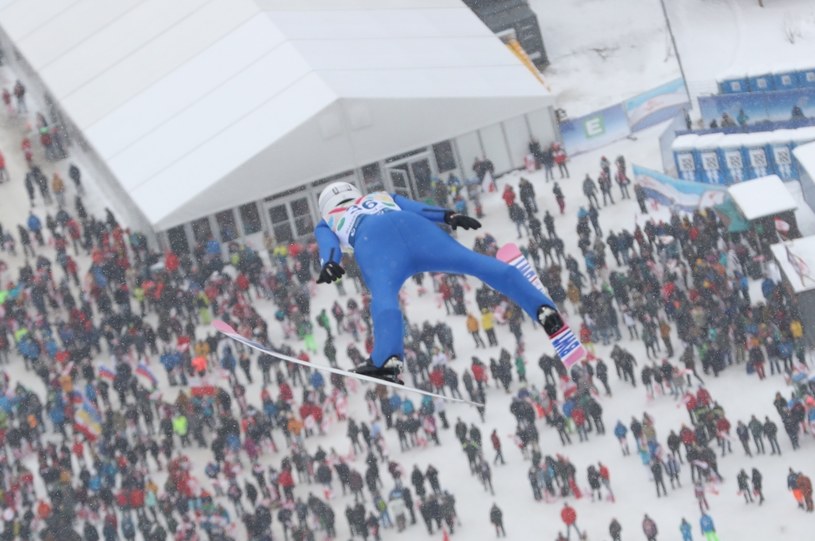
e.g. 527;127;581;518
481;311;494;331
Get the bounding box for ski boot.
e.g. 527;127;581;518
352;356;405;385
537;305;565;335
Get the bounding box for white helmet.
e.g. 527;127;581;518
318;181;361;222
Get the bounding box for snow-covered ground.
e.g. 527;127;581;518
3;105;815;540
1;4;815;540
668;0;815;104
533;0;815;118
530;0;680;117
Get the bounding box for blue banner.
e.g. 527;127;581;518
560;104;630;155
625;79;690;132
633;164;727;211
699;87;815;125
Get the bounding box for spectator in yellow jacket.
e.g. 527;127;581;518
481;308;497;347
467;313;486;348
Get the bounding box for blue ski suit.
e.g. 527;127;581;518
315;193;555;367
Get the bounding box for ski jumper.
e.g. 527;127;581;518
315;192;556;367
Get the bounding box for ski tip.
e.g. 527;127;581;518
212;320;236;334
496;243;521;261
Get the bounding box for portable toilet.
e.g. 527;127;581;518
671;134;700;182
696;133;725;184
741;132;772;179
748;72;775;93
799;67;815;89
717;69;750;94
767;130;796;180
773;64;802;90
719;133;750;184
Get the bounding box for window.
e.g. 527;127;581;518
269;204;288;225
167;225;189;254
362;163;384;193
291;197;313;236
268;204;293;244
216;209;238;242
191;217;212;243
239;202;262;235
433;141;457;173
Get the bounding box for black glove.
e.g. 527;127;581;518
317;261;345;284
444;211;481;231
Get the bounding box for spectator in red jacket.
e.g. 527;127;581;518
552;143;569;178
502;185;516;208
715;415;732;456
572;407;588;442
696;387;712;408
680;424;696;449
560;502;582;539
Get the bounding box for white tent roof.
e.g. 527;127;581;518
771;236;815;294
795;141;815;178
0;0;553;230
728;175;797;221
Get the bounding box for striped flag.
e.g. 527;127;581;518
73;392;102;441
98;365;115;381
135;363;158;389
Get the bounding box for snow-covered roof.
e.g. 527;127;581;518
771;236;815;294
694;133;723;150
791;127;815;142
728;175;797;221
0;0;553;230
671;134;699;152
795;141;815;178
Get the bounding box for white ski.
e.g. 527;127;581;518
213;320;483;406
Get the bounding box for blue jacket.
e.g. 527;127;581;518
310;370;325;389
221;350;236;371
27;214;41;232
680;520;693;540
614;421;628;439
699;514;715;533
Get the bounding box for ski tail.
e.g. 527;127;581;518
212;321;483;406
496;243;587;367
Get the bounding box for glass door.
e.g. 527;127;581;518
267;203;293;244
388;167;412;198
410;158;433;199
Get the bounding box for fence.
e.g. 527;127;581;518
560;78;689;156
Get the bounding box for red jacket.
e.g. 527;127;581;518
429;367;445;389
502;187;516;207
696;388;712;407
236;273;250;291
680;426;696;446
560;505;577;525
472;363;487;383
165;251;179;272
278;469;294;488
684;393;697;411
